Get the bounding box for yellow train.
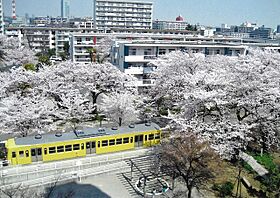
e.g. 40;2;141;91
3;122;161;166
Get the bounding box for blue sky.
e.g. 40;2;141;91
3;0;280;28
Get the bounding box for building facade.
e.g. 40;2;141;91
0;0;4;35
152;15;189;31
277;25;280;34
111;40;249;86
93;0;153;30
61;0;70;19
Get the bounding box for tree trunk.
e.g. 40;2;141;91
187;186;192;198
119;117;122;127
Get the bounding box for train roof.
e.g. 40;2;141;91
14;123;160;146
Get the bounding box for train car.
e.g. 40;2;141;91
4;122;161;166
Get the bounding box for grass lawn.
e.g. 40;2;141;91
210;161;262;198
272;152;280;166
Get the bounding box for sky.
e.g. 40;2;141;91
3;0;280;28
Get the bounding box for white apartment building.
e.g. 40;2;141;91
69;30;199;63
0;0;4;35
5;27;101;55
93;0;153;30
111;41;249;87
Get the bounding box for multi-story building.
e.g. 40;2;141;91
111;40;249;86
0;0;4;35
69;29;199;63
152;15;189;31
93;0;153;30
276;25;280;34
61;0;70;19
5;27;99;54
250;26;273;40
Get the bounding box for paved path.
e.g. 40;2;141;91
0;148;151;189
239;151;269;177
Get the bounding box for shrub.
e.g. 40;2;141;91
212;182;234;197
23;63;36;71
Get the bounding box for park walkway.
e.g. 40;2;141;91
239;151;269;177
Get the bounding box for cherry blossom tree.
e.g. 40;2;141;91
0;36;36;68
0;61;137;136
99;91;141;126
150;49;280;159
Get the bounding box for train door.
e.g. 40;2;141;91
31;148;42;162
86;141;96;154
134;135;143;147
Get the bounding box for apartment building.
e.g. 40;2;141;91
111;40;249;87
69;29;199;63
0;0;4;35
93;0;153;30
152;15;189;31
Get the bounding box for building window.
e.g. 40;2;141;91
129;48;137;55
144;48;152;55
159;49;166;55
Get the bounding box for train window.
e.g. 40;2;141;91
12;152;16;158
44;148;47;155
26;150;29;157
148;134;154;140
102;140;108;147
98;141;100;148
19;151;24;157
155;133;160;139
73;144;80;150
123;137;129;144
65;145;72;152
116;138;122;145
31;149;36;156
81;143;84;150
49;147;56;154
109;139;115;146
92;142;96;148
38;148;42;156
57;146;64;153
145;135;147;141
130;137;133;143
86;142;90;149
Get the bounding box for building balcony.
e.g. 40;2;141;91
125;55;157;62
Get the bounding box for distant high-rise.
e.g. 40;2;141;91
0;0;4;34
93;0;153;30
61;0;70;19
277;25;280;33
